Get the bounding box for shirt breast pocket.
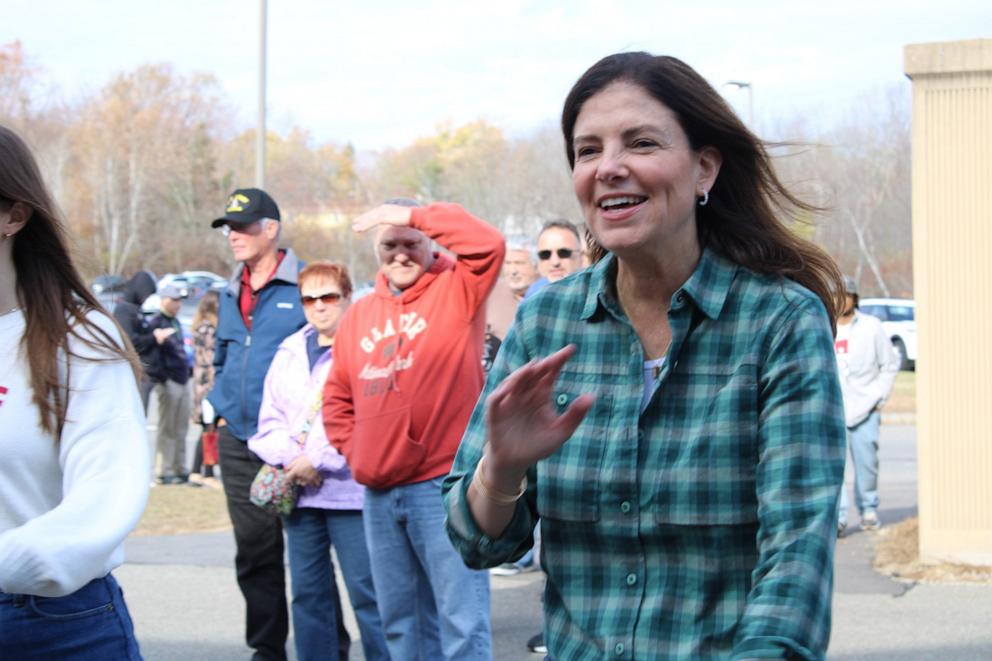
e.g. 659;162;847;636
652;363;760;525
537;390;611;523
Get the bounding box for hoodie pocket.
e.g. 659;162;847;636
351;405;425;488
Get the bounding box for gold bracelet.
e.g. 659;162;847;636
473;455;527;505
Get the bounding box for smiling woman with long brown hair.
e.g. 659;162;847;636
444;53;846;660
0;124;148;659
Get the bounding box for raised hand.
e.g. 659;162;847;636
351;204;414;235
482;344;595;488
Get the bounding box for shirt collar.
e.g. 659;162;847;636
680;248;737;320
580;247;737;321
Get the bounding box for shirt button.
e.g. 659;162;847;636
620;501;632;514
626;573;637;586
615;642;625;655
555;393;568;406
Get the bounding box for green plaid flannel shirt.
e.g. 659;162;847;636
444;248;845;660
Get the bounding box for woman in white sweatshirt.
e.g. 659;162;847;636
0;125;150;659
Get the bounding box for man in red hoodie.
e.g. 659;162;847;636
324;199;504;660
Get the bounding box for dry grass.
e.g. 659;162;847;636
133;484;232;536
882;371;916;415
873;517;992;584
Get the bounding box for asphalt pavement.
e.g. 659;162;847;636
123;412;992;660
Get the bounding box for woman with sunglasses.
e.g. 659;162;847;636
444;53;846;660
248;261;387;661
0;125;148;658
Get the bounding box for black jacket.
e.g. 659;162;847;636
146;312;189;384
113;271;157;374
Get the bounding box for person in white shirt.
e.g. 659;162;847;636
0;124;149;659
834;275;900;536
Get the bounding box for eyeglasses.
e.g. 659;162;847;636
537;248;575;261
219;220;265;237
300;291;344;307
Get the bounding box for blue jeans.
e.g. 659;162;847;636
284;508;388;661
839;410;881;523
0;574;141;660
364;477;492;661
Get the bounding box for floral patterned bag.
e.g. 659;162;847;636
248;392;323;515
249;464;299;515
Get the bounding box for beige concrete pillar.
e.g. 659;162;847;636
904;38;992;566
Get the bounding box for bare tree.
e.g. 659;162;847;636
73;65;228;276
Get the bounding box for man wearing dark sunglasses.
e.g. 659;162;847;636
206;187;306;661
526;219;584;298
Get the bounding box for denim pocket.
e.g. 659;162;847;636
27;580;114;621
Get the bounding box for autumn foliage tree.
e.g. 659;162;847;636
2;41;914;296
70;64;229;276
370;120;580;237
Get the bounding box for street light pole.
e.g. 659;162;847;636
724;80;753;127
256;0;267;189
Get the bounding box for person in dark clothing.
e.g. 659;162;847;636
146;284;192;484
113;270;157;410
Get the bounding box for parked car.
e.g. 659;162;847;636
859;298;917;371
180;270;227;298
91;274;126;295
91;274;127;311
157;271;226;302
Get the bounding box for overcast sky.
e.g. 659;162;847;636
4;1;990;151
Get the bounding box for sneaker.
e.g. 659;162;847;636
490;562;523;576
861;511;881;532
526;632;547;654
156;474;190;486
837;520;847;538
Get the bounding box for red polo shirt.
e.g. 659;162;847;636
238;249;286;330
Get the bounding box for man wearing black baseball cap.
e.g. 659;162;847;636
207;187;306;660
211;187;281;228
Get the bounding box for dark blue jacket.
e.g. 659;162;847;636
207;249;306;441
147;312;190;384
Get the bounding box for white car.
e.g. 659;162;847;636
157;271;227;300
859;298;917;371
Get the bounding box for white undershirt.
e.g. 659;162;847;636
0;310;149;597
642;357;666;413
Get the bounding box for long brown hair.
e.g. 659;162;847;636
0;124;139;437
561;52;843;328
192;289;220;329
